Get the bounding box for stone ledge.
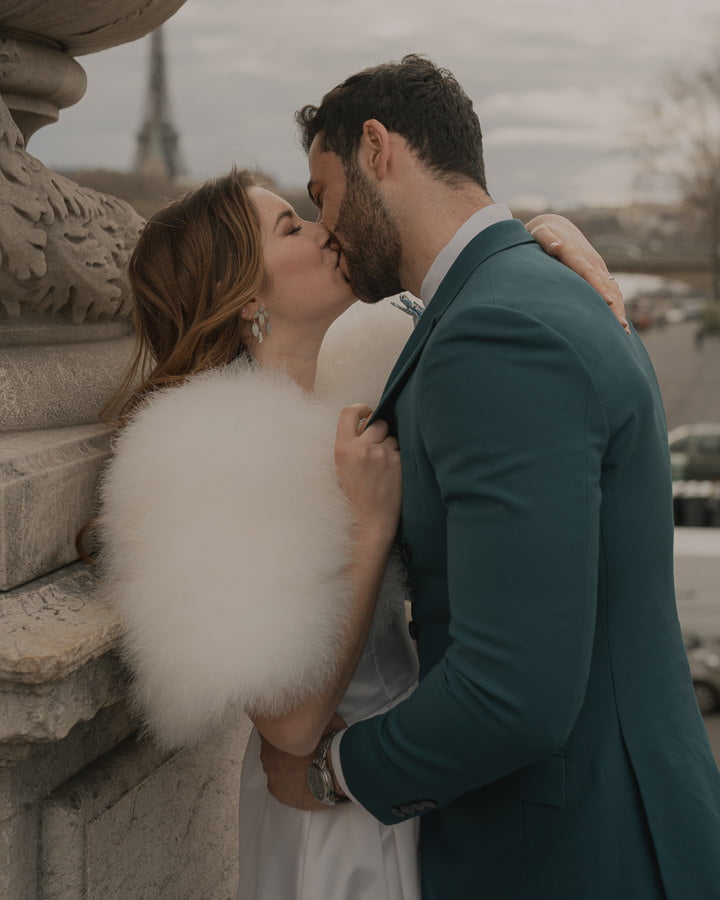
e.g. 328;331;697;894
0;563;126;750
0;313;133;347
0;336;134;432
0;425;111;590
0;652;128;754
0;563;119;682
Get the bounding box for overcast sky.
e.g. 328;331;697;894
30;0;720;209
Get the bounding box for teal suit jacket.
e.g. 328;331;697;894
339;221;720;899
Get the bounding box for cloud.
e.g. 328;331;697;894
28;0;720;204
487;126;616;148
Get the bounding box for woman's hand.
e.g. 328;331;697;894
250;409;400;759
334;404;402;541
253;409;402;759
525;214;630;334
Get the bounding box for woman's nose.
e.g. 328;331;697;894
310;220;331;245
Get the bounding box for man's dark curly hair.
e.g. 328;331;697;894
296;54;487;190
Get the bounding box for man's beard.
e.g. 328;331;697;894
335;159;403;304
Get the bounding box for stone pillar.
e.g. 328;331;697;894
0;5;249;898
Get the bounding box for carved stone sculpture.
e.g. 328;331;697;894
0;4;246;897
0;2;188;57
0;94;143;323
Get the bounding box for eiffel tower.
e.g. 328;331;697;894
134;26;185;180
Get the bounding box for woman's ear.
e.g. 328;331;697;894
241;298;260;321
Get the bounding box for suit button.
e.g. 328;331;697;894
408;619;418;640
399;542;413;564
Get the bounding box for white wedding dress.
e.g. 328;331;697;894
236;601;421;900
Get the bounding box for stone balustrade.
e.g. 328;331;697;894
0;3;250;897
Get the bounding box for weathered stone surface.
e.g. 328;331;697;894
0;564;127;751
0;94;144;324
0;1;188;57
0;795;38;900
0;702;136;898
0;563;119;685
1;702;135;795
41;715;250;900
0;334;134;431
0;651;128;752
0;427;111;590
0;312;132;347
0;558;251;898
0;558;250;899
0;5;247;900
0;34;86;140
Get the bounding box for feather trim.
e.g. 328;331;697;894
99;301;414;749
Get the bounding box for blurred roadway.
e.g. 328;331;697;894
640;320;720;431
639;319;720;764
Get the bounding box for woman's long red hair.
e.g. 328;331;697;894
106;167;265;426
78;167;265;561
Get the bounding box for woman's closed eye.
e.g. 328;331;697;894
287;224;302;236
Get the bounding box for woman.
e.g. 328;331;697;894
98;168;626;900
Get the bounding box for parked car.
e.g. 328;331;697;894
663;307;686;325
685;636;720;715
669;423;720;481
675;527;720;638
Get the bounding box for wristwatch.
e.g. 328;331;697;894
307;730;350;806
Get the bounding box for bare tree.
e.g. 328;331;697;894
642;58;720;305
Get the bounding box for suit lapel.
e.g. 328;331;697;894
373;220;535;420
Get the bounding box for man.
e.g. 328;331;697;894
264;55;720;898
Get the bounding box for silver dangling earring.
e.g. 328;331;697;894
251;304;272;343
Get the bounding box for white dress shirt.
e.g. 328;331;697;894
419;203;513;307
330;202;513;802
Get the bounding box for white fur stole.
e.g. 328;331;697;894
99;300;414;749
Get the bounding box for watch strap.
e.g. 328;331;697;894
309;729;350;806
312;729;338;767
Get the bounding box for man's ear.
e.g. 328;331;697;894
359;119;391;181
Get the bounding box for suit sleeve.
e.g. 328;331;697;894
337;304;609;825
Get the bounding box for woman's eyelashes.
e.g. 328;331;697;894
287;223;302;236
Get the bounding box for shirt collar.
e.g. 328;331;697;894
419;203;513;306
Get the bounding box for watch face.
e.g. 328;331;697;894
307;764;329;802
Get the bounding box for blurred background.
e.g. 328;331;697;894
29;0;720;755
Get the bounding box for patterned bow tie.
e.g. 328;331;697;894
391;293;425;326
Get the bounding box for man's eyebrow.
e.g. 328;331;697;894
274;209;293;231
